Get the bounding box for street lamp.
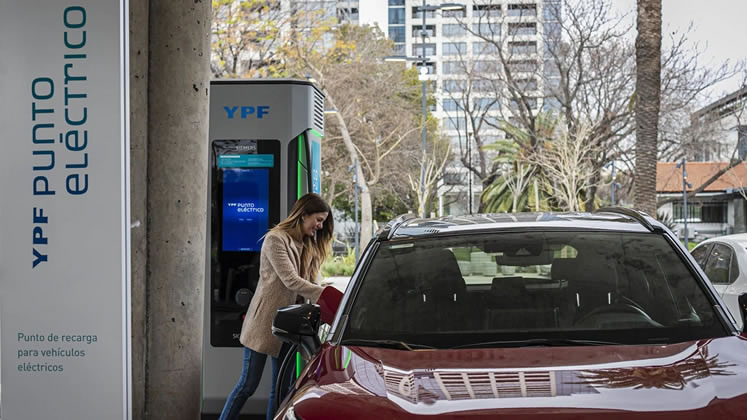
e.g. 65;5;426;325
676;158;693;247
386;1;466;218
605;160;621;205
348;159;360;263
467;130;473;214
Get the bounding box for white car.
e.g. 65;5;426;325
691;233;747;330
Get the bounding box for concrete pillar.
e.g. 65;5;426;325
129;0;149;418
145;1;211;418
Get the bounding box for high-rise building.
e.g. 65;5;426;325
359;0;560;216
689;87;747;162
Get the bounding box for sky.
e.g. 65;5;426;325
609;0;747;103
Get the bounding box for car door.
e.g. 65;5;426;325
702;242;736;298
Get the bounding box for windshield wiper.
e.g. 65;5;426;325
340;339;436;351
451;338;623;350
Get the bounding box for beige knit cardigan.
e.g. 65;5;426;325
239;230;324;357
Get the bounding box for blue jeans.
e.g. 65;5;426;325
219;347;281;420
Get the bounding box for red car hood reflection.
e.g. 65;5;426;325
287;336;747;419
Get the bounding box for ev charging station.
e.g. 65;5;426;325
202;80;324;416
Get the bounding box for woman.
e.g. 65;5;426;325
219;193;334;420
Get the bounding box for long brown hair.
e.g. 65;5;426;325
270;193;334;283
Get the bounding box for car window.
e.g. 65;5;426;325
691;244;712;268
344;231;725;348
704;243;733;285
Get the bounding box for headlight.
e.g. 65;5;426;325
283;405;298;420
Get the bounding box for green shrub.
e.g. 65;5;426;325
322;246;356;277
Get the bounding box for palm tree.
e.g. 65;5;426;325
633;0;662;216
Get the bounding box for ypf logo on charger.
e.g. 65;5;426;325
224;105;270;119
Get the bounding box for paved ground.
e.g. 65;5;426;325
321;276;351;292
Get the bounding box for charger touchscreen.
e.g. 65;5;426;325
222;168;269;251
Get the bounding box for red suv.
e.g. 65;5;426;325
272;209;747;419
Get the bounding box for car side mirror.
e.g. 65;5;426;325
272;304;321;357
738;294;747;328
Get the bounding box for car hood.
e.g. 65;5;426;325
288;336;747;419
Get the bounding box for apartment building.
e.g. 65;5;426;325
689;86;747;162
361;0;560;216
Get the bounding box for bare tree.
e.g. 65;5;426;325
409;137;452;217
526;121;600;211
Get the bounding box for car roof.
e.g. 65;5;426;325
380;211;661;240
698;233;747;248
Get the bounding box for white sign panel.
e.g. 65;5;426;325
0;1;131;418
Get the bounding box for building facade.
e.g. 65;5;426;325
657;162;747;241
689;86;747;162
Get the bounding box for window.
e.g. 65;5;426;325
442;24;466;37
473;42;499;55
442;7;466;18
704;243;735;285
389;7;405;24
506;60;538;73
739;126;747;160
345;231;724;346
508;3;537;17
337;7;358;22
475;97;500;111
471;79;494;92
443;42;467;56
412;7;435;19
392;43;406;56
691;244;713;267
445;117;467;131
509;41;537;55
544;22;561;39
673;202;727;223
412;25;436;37
543;0;561;20
443;98;460;112
388;0;404;5
443;80;465;93
514;78;538;91
389;26;405;43
473;22;501;37
508;22;537;36
442;61;463;75
510;97;538;110
473;60;499;73
413;43;436;56
473;4;501;17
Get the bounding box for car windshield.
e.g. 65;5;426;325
343;230;727;348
